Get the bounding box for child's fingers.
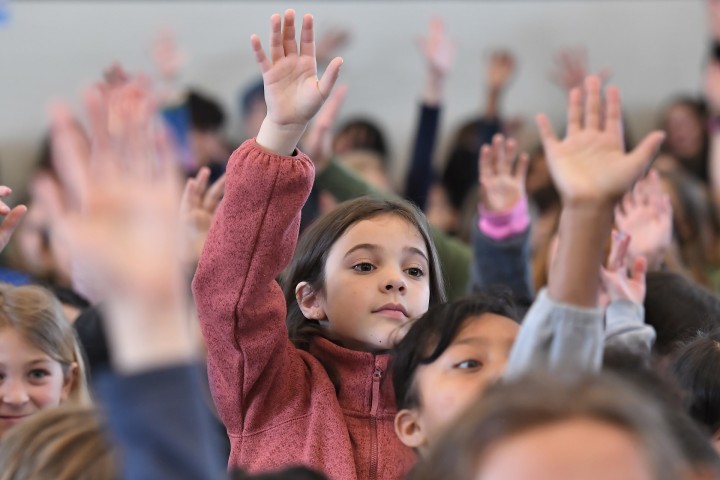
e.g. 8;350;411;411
479;144;493;184
251;35;272;74
631;256;647;283
299;13;315;58
566;87;583;136
195;166;211;196
203;175;226;213
269;13;284;63
514;152;530;182
535;114;558;150
493;134;509;175
282;9;298;57
318;56;344;99
180;177;198;214
318;84;347;126
0;186;11;201
83;87;111;156
503;137;518;176
0;205;28;250
50;102;91;210
604;85;624;147
584;75;602;130
607;230;628;270
628;131;666;179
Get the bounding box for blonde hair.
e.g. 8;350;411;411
0;405;115;480
0;283;91;405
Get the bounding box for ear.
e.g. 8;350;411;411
394;408;427;450
295;282;326;321
60;362;78;402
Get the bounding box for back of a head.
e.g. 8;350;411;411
644;271;720;357
0;405;114;480
187;89;226;133
672;329;720;437
409;373;685;480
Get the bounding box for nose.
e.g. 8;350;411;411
383;271;407;293
1;378;30;406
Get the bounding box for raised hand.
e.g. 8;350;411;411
536;76;665;207
549;47;611;93
487;51;515;93
614;170;672;270
0;187;27;253
254;10;343;155
179;167;226;266
601;231;647;305
705;60;720;115
479;133;529;213
417;17;456;78
302;84;348;171
152;29;187;82
49;80;184;306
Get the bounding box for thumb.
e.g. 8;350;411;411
628;131;666;175
318;56;344;99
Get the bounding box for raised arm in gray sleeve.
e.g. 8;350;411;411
605;300;656;355
504;289;604;380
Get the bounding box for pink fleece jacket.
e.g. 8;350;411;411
192;140;415;480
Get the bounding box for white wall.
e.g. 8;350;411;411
0;0;708;196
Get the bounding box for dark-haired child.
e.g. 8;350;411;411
392;76;666;454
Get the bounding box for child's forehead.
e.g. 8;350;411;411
450;313;519;346
336;214;426;251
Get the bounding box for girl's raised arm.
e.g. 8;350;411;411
192;9;342;438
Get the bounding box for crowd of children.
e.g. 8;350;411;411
1;3;720;480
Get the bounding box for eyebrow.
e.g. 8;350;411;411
344;243;429;264
0;359;50;368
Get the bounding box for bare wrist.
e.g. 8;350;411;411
256;117;307;156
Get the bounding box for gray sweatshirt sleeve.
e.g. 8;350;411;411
605;300;656;355
504;289;604;380
470;216;534;301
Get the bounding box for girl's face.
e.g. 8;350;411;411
395;314;519;455
0;328;75;438
308;214;431;351
665;103;705;161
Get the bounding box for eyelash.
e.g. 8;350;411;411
352;263;425;278
455;360;482;370
28;369;50;381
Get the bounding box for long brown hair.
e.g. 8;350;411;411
0;283;90;405
282;197;446;350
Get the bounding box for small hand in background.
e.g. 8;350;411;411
601;230;647;306
614;170;672;271
487;51;515;93
180;167;226;267
710;0;720;41
0;187;27;252
302;84;348;172
549;47;611;94
485;50;515;119
479;133;529;213
417;17;456;78
152;28;187;83
704;59;720;115
316;29;351;66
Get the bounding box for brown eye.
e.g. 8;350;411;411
353;262;375;273
455;360;481;369
406;267;424;278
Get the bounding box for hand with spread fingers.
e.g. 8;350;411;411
254;9;344;156
180;167;226;266
614;170;672;271
479;133;529;213
601;230;647;305
536;76;666;207
0;187;27;253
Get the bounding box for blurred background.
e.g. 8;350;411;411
0;0;707;197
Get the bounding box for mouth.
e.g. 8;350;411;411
373;303;409;320
0;415;30;423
